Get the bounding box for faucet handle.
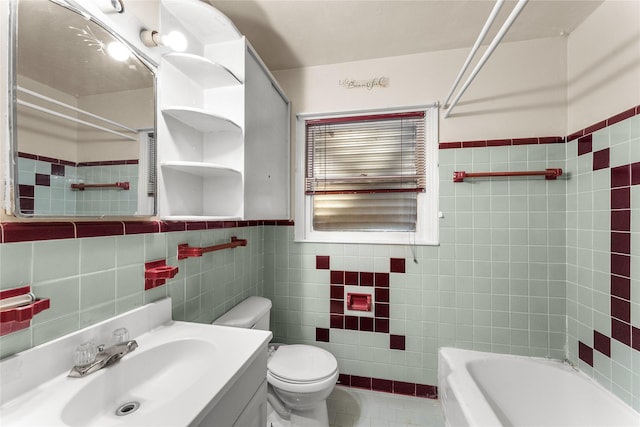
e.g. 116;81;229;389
74;341;97;366
113;327;129;344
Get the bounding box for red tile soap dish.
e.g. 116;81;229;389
145;260;179;290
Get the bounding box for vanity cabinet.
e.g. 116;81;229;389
157;0;290;220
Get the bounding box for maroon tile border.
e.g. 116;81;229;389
0;219;293;244
439;104;640;150
337;374;437;399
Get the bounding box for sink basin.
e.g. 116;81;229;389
61;339;215;426
0;298;272;426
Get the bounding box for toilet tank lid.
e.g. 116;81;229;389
213;296;272;328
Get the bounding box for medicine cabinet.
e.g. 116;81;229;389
157;0;290;220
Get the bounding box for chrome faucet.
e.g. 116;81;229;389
68;329;138;378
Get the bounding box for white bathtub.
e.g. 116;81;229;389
438;347;640;427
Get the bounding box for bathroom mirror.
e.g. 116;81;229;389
11;0;156;217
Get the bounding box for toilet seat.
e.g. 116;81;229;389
267;345;338;393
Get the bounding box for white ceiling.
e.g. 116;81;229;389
208;0;604;71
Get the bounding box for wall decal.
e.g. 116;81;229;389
339;77;389;90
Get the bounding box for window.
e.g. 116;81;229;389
295;106;439;245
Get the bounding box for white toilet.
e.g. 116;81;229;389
213;296;339;427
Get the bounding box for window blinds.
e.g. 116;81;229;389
305;111;426;231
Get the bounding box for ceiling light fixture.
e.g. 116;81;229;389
140;29;187;52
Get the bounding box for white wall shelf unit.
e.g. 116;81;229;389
161;161;241;179
161;107;241;133
162;53;242;88
162;0;241;44
158;0;290;221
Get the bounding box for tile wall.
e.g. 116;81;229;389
264;137;568;392
17;153;139;216
0;223;264;358
565;109;640;410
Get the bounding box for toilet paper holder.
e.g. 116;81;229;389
346;293;371;312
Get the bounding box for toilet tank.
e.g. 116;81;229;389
213;296;272;330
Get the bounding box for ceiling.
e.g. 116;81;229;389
207;0;604;71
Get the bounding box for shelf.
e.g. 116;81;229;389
162;0;242;44
162;107;241;133
163;53;243;88
161;161;242;178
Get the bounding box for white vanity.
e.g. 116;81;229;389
0;298;272;426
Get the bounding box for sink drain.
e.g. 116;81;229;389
115;401;140;416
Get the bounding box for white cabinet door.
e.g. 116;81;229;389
244;47;290;220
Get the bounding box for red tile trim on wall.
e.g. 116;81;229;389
439;136;564;150
17;152;138;167
0;220;293;244
337;373;438;399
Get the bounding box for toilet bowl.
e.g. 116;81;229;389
213;296;338;427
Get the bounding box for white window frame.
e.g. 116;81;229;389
294;105;439;245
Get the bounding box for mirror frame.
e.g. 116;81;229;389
8;0;158;219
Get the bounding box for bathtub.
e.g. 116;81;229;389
438;347;640;427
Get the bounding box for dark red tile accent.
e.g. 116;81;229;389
611;254;631;277
159;221;186;232
577;135;592;156
316;255;330;270
316;327;330;342
608;107;635;126
631;162;640;185
345;316;359;330
360;272;373;286
486;139;512;147
206;221;225;229
330;299;344;314
611;297;631;322
390;258;405;273
372;378;393;393
2;222;76;243
512;137;538;145
394;381;416;396
416;384;438;399
611;210;631;232
351;375;372;389
462;140;486;148
360;317;374;331
374;272;389;287
39;155;61;164
584;119;607;135
612;319;631;346
578;341;593;366
390;334;406;350
611;276;631;300
19;185;34;197
60;159;75;167
375;318;389;333
18;152;38;160
337;374;351;386
611;165;631;188
611;187;630;209
222;221;238;228
123;221;160;235
50;164;65;176
592;148;610;171
185;221;207;230
593;330;611;357
375;303;390;318
330;270;344;285
566;130;584;142
611;232;631;255
35;174;50;186
539;136;565;144
330;285;344;300
632;327;640;352
76;221;125;238
330;314;344;329
438;142;462;149
345;271;359;285
19;198;34;213
375;288;390;303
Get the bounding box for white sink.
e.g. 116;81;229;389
0;298;272;426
